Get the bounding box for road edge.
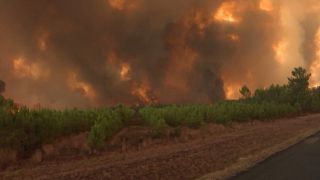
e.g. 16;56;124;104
197;126;320;180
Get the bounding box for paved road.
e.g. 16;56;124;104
232;133;320;180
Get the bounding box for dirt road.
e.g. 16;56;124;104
2;114;320;180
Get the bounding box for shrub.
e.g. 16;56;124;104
0;98;135;156
87;106;135;149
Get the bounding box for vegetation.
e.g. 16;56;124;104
240;85;251;99
1;67;320;157
87;105;135;149
139;102;299;134
139;67;320;134
0;100;134;157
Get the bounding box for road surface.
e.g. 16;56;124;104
233;133;320;180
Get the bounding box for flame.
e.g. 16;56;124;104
310;28;320;87
107;52;132;81
222;71;254;100
224;84;241;99
67;72;96;101
131;82;152;104
214;2;239;24
273;40;288;65
13;57;48;80
108;0;124;10
228;33;240;41
107;0;139;11
259;0;273;12
120;63;131;81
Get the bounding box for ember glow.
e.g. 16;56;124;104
259;0;274;12
120;63;131;81
224;84;241;100
67;72;96;102
107;0;139;11
1;0;320;108
228;34;240;41
13;57;49;80
131;82;156;104
310;28;320;87
214;1;239;24
273;41;288;65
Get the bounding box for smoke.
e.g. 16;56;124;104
0;0;320;108
0;80;5;93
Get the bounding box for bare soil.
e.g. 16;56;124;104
2;114;320;180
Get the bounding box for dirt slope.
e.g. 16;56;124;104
2;114;320;180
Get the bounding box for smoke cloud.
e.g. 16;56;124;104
0;0;320;108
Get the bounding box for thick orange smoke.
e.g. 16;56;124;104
259;0;274;12
67;72;96;102
273;41;288;65
1;0;320;108
13;57;49;80
107;0;140;11
310;28;320;87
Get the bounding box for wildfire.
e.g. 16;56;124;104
273;41;287;65
224;84;241;100
259;0;273;12
310;28;320;87
67;72;96;101
107;52;132;81
164;13;199;93
13;57;48;80
119;63;131;81
108;0;124;10
214;1;239;24
228;33;240;41
37;31;49;51
190;10;210;35
107;0;139;11
131;82;155;104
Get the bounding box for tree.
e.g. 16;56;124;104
287;67;311;108
240;85;251;99
288;67;311;91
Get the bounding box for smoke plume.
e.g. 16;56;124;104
0;0;320;108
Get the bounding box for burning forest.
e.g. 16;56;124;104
1;0;320;108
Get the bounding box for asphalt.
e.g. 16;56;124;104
232;133;320;180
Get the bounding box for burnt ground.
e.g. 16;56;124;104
2;114;320;180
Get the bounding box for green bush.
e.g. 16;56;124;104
87;106;135;149
139;106;167;137
138;102;300;129
0;97;135;156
